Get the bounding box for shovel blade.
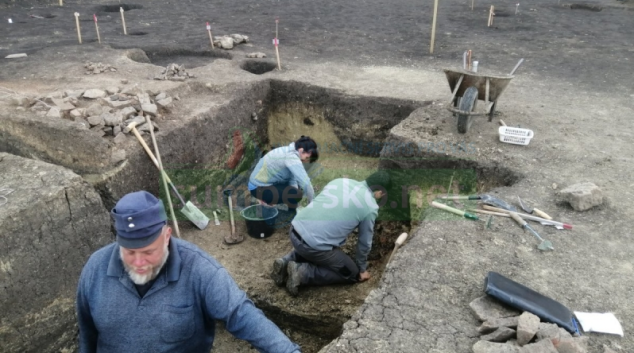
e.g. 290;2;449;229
537;241;554;251
181;201;210;230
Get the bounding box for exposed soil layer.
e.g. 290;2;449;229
0;0;633;352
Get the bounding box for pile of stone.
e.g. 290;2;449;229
469;296;601;353
84;61;117;75
213;33;249;50
11;86;177;143
154;63;195;81
246;52;267;58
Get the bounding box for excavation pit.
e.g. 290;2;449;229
97;4;143;12
126;47;232;68
0;76;518;352
241;60;277;75
155;81;519;351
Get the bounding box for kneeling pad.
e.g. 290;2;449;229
484;271;578;334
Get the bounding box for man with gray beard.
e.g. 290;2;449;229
76;191;300;353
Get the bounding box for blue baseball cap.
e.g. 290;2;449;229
111;191;168;249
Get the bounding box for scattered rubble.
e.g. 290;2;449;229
213;33;249;50
558;182;604;211
470;296;589;353
9;88;177;141
84;61;117;75
246;52;267;58
154;63;196;81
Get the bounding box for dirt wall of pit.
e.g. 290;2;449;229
0;153;112;353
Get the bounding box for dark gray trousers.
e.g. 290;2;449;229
287;226;360;286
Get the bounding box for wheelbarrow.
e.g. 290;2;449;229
443;59;523;133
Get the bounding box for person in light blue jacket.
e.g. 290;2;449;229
76;191;300;353
248;136;319;209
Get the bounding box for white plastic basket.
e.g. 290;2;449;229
498;126;534;146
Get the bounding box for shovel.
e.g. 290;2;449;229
128;122;210;230
509;212;554;251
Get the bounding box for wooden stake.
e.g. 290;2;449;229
59;0;63;6
488;5;495;27
94;14;101;44
274;38;281;70
206;22;214;49
471;0;474;10
467;50;472;70
430;0;439;54
275;17;279;38
274;18;281;70
74;12;82;44
120;7;127;35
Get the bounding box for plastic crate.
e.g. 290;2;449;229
498;126;534;146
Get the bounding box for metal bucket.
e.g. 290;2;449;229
240;205;278;239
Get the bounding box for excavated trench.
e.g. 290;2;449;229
155;80;520;351
0;74;519;352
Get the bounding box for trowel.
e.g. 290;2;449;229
509;212;554;251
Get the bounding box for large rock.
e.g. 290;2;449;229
0;153;112;353
481;327;516;342
473;341;521;353
517;312;540;346
479;316;520;334
558;182;604;211
470;296;521;322
554;337;588;353
520;339;558;353
82;88;106;99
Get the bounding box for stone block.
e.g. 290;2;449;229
481;327;516;342
558;182;603;211
83;88;106;99
141;103;158;116
46;107;61;118
479;316;520;334
156;97;173;108
536;323;561;344
517;312;540;346
473;341;521;353
470;296;521;322
554;337;588;353
519;339;558;353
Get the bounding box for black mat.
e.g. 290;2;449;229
484;271;579;334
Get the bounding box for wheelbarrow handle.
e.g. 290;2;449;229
509;58;524;76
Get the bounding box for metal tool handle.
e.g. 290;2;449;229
509;58;524;75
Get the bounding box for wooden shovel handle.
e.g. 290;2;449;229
533;208;552;220
431;201;465;216
509;212;527;227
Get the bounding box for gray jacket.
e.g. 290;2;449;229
291;178;379;272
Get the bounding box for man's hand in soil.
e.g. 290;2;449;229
359;271;371;282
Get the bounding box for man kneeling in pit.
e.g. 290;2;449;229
270;171;391;296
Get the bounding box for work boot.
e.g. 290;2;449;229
270;258;288;287
286;261;305;297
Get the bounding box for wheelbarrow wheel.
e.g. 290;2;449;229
457;86;478;133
